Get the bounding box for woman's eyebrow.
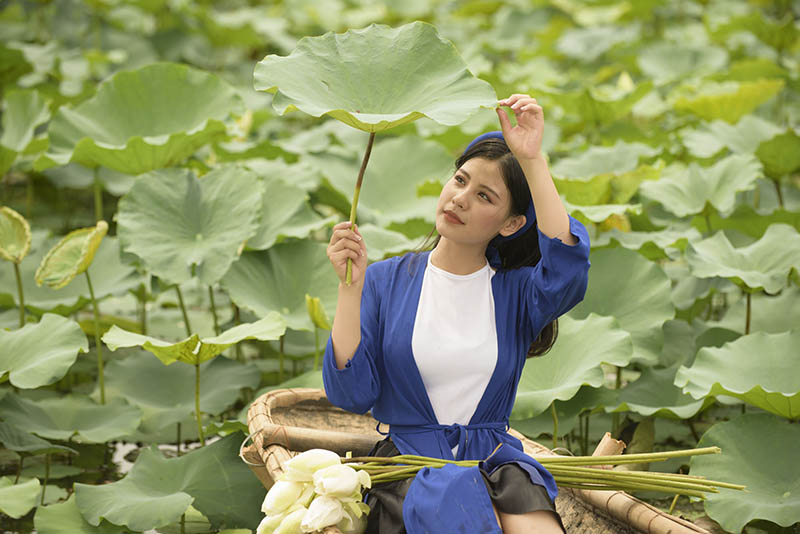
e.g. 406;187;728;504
460;169;501;199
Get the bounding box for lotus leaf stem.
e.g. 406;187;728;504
26;176;33;220
15;455;23;484
279;334;285;382
345;132;376;285
233;303;242;361
93;167;103;222
668;493;680;515
314;327;320;370
177;422;182;457
745;291;752;335
40;453;50;505
85;270;104;404
551;403;559;450
208;286;220;336
774;180;784;209
195;362;205;446
139;283;148;335
13;262;24;327
175;285;192;337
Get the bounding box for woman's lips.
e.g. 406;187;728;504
444;210;464;224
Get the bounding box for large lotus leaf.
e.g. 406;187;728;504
304;135;453;225
221;240;339;331
568;247;674;365
358;224;418;261
675;331;800;419
553;163;661;206
0;206;31;263
592;226;702;261
248;173;334;250
0;394;142;443
42;163;137;197
511;314;633;419
0;89;50;174
608;367;713;420
0;43;32;88
0;313;88;389
39;62;244;174
550;141;660;181
711;286;800;335
511;386;617;439
555;24;639;62
0;421;77;456
101;353;260;433
533;79;653;128
710;11;798;52
116;166;261;286
680;115;783;159
563;200;641;223
35;495;125;534
242;158;322;192
0;476;41;519
685;224;800;293
35;221;107;289
254;22;496;132
637;42;728;84
74;433;264;531
673;79;785;123
102;312;286;366
640;155;762;218
0;236;141;315
690;414;800;532
756;130;800;180
691;203;800;240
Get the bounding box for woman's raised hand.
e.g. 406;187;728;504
327;221;367;286
496;93;544;161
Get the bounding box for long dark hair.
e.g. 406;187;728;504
415;137;558;358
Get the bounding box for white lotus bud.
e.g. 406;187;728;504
262;480;307;515
313;464;360;498
274;507;307;534
357;469;371;490
257;512;286;534
300;496;344;532
338;509;368;534
283;449;341;482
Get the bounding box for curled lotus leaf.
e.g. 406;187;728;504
0;476;41;519
102;312;287;366
675;330;800;419
38;62;244;174
34;221;107;289
680;115;783;159
34;495;126;534
0;206;31;264
0;89;50;174
254;22;497;132
685;223;800;293
755;130;800;180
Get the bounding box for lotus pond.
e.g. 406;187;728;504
1;0;799;533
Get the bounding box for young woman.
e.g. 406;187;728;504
323;94;591;534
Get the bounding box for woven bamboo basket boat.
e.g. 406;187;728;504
242;388;710;534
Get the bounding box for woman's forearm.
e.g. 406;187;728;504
518;156;577;246
330;281;364;369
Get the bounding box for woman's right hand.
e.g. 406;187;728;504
327;221;367;286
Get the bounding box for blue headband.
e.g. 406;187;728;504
462;131;536;267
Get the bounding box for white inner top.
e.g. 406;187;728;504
411;253;499;432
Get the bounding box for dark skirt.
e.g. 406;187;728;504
364;438;565;534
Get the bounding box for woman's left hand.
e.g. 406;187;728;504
496;94;544;161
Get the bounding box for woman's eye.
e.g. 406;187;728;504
454;176;465;184
479;192;490;202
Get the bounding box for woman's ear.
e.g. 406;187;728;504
499;214;526;237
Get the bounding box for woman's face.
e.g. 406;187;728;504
435;157;524;246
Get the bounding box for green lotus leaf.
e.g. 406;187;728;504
248;173;335;250
553;163;661;206
592;226;702;261
637;42;728;84
0;43;32;88
711;286;800;335
0;313;88;389
685;224;800;293
555;24;639;62
756;130;800;180
358;223;419;261
511;386;616;439
691;203;800;240
0;236;141;315
675;330;800;419
35;221;108;289
0;206;31;264
0;394;141;443
304;135;454;225
35;495;125;534
101;353;260;434
196;6;295;51
673;79;785;123
254;22;496;133
563;200;641;223
43;163;137;197
116;166;261;286
680;115;783;159
221;240;340;331
639;155;763;218
0;89;50;174
74;433;264;531
102;312;286;366
569;247;674;365
550;141;660;181
511;314;633;419
542;80;654;127
690;414;800;532
0;421;77;456
710;11;798;52
39;62;245;174
0;476;41;519
608;367;713;420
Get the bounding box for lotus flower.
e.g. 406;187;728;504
313;464;361;498
300;496;344;532
283;448;341;482
262;480;307;515
274;507;307;534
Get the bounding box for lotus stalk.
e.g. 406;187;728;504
345;132;376;285
93;167;103;222
551;403;559;450
173;285;205;446
208;286;220;336
13;262;24;327
84;270;105;404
